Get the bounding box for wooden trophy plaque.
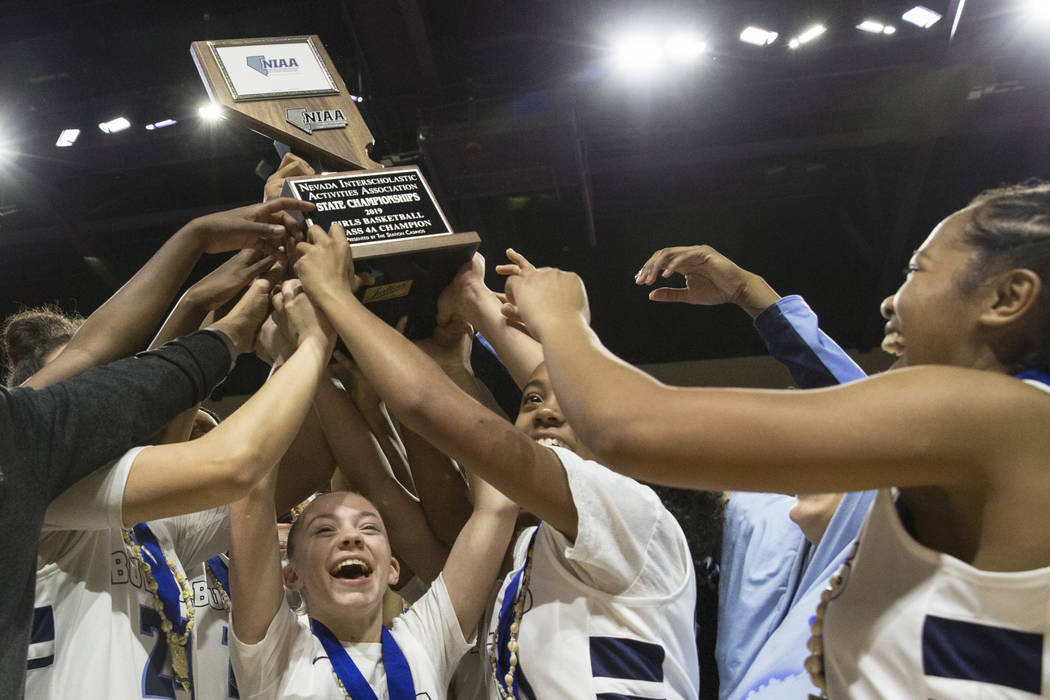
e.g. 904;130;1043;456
191;35;479;337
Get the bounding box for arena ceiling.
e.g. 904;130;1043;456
0;0;1045;384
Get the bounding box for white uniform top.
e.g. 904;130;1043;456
27;447;229;700
230;574;471;700
823;488;1050;699
188;555;238;700
482;446;700;699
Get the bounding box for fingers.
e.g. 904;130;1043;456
636;247;682;286
504;247;536;271
494;263;521;277
257;196;316;216
648;287;690;303
273;153;315;179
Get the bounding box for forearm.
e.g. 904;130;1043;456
28;226;207;387
315;378;450;581
273;409;338;515
753;295;866;388
120;334;329;524
14;330;231;499
149;291;211;350
469;290;543;389
229;471;283;644
399;426;471;547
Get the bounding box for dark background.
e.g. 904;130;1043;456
0;0;1045;377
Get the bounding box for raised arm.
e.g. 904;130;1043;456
25;198;313;389
635;244;865;387
148;249;276;349
294;223;579;539
437;253;543;388
229;466;283;644
500;261;1047;495
439;466;519;638
120;279;336;525
314;370;450;582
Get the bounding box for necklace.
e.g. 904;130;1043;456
489;529;538;699
206;555;231;611
122;526;196;693
805;540;858;699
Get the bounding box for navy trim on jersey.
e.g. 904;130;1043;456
922;615;1043;693
596;695;664;700
590;636;665;683
27;606;55;670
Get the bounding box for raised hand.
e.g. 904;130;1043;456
634;244;779;317
209;278;273;356
186;197;315;255
498;248;590;341
294;222;372;303
272;279;336;351
264;152;316;202
436;252;489;330
255;313;296;367
184;249;276;313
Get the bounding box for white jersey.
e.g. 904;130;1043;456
26;447;229;700
230;574;471;700
189;555;239;699
482;446;699;699
823;488;1050;699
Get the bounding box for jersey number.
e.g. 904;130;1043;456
140;604;191;699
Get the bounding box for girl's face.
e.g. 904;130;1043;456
881;209;989;369
284;492;399;623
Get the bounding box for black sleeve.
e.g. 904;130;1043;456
2;330;231;501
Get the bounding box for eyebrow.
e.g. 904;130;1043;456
306;510;382;526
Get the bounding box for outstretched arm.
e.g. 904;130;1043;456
229;466;283;644
25;198;313;389
294;223;579;539
437;252;543;388
314;370;451;582
500;261;1047;495
634;244;864;387
120;279;335;526
440;467;519;638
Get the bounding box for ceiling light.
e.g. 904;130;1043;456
857;20;886;33
789;24;826;49
145;118;177;131
665;32;707;63
610;32;664;75
740;26;778;46
883;25;897;34
198;103;223;121
797;24;826;43
55;128;80;147
902;6;942;28
349;94;364;103
98;117;131;134
1027;0;1050;24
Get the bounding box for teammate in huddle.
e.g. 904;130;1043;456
293;227;701;698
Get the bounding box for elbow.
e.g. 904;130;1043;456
578;416;646;476
216;448;267;496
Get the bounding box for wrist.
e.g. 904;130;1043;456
176;218;210;255
735;274;781;318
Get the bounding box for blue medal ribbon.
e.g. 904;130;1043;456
493;528;539;698
1016;369;1050;387
310;618;415;700
129;524;189;633
206;555;230;596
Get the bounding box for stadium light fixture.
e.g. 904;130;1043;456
145;118;177;131
902;6;942;28
56;128;80;147
98;117;131;134
740;26;778;46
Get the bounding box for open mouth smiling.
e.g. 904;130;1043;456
329;559;372;581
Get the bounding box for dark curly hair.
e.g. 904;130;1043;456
2;306;83;386
956;181;1050;374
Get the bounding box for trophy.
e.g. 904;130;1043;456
190;35;479;337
